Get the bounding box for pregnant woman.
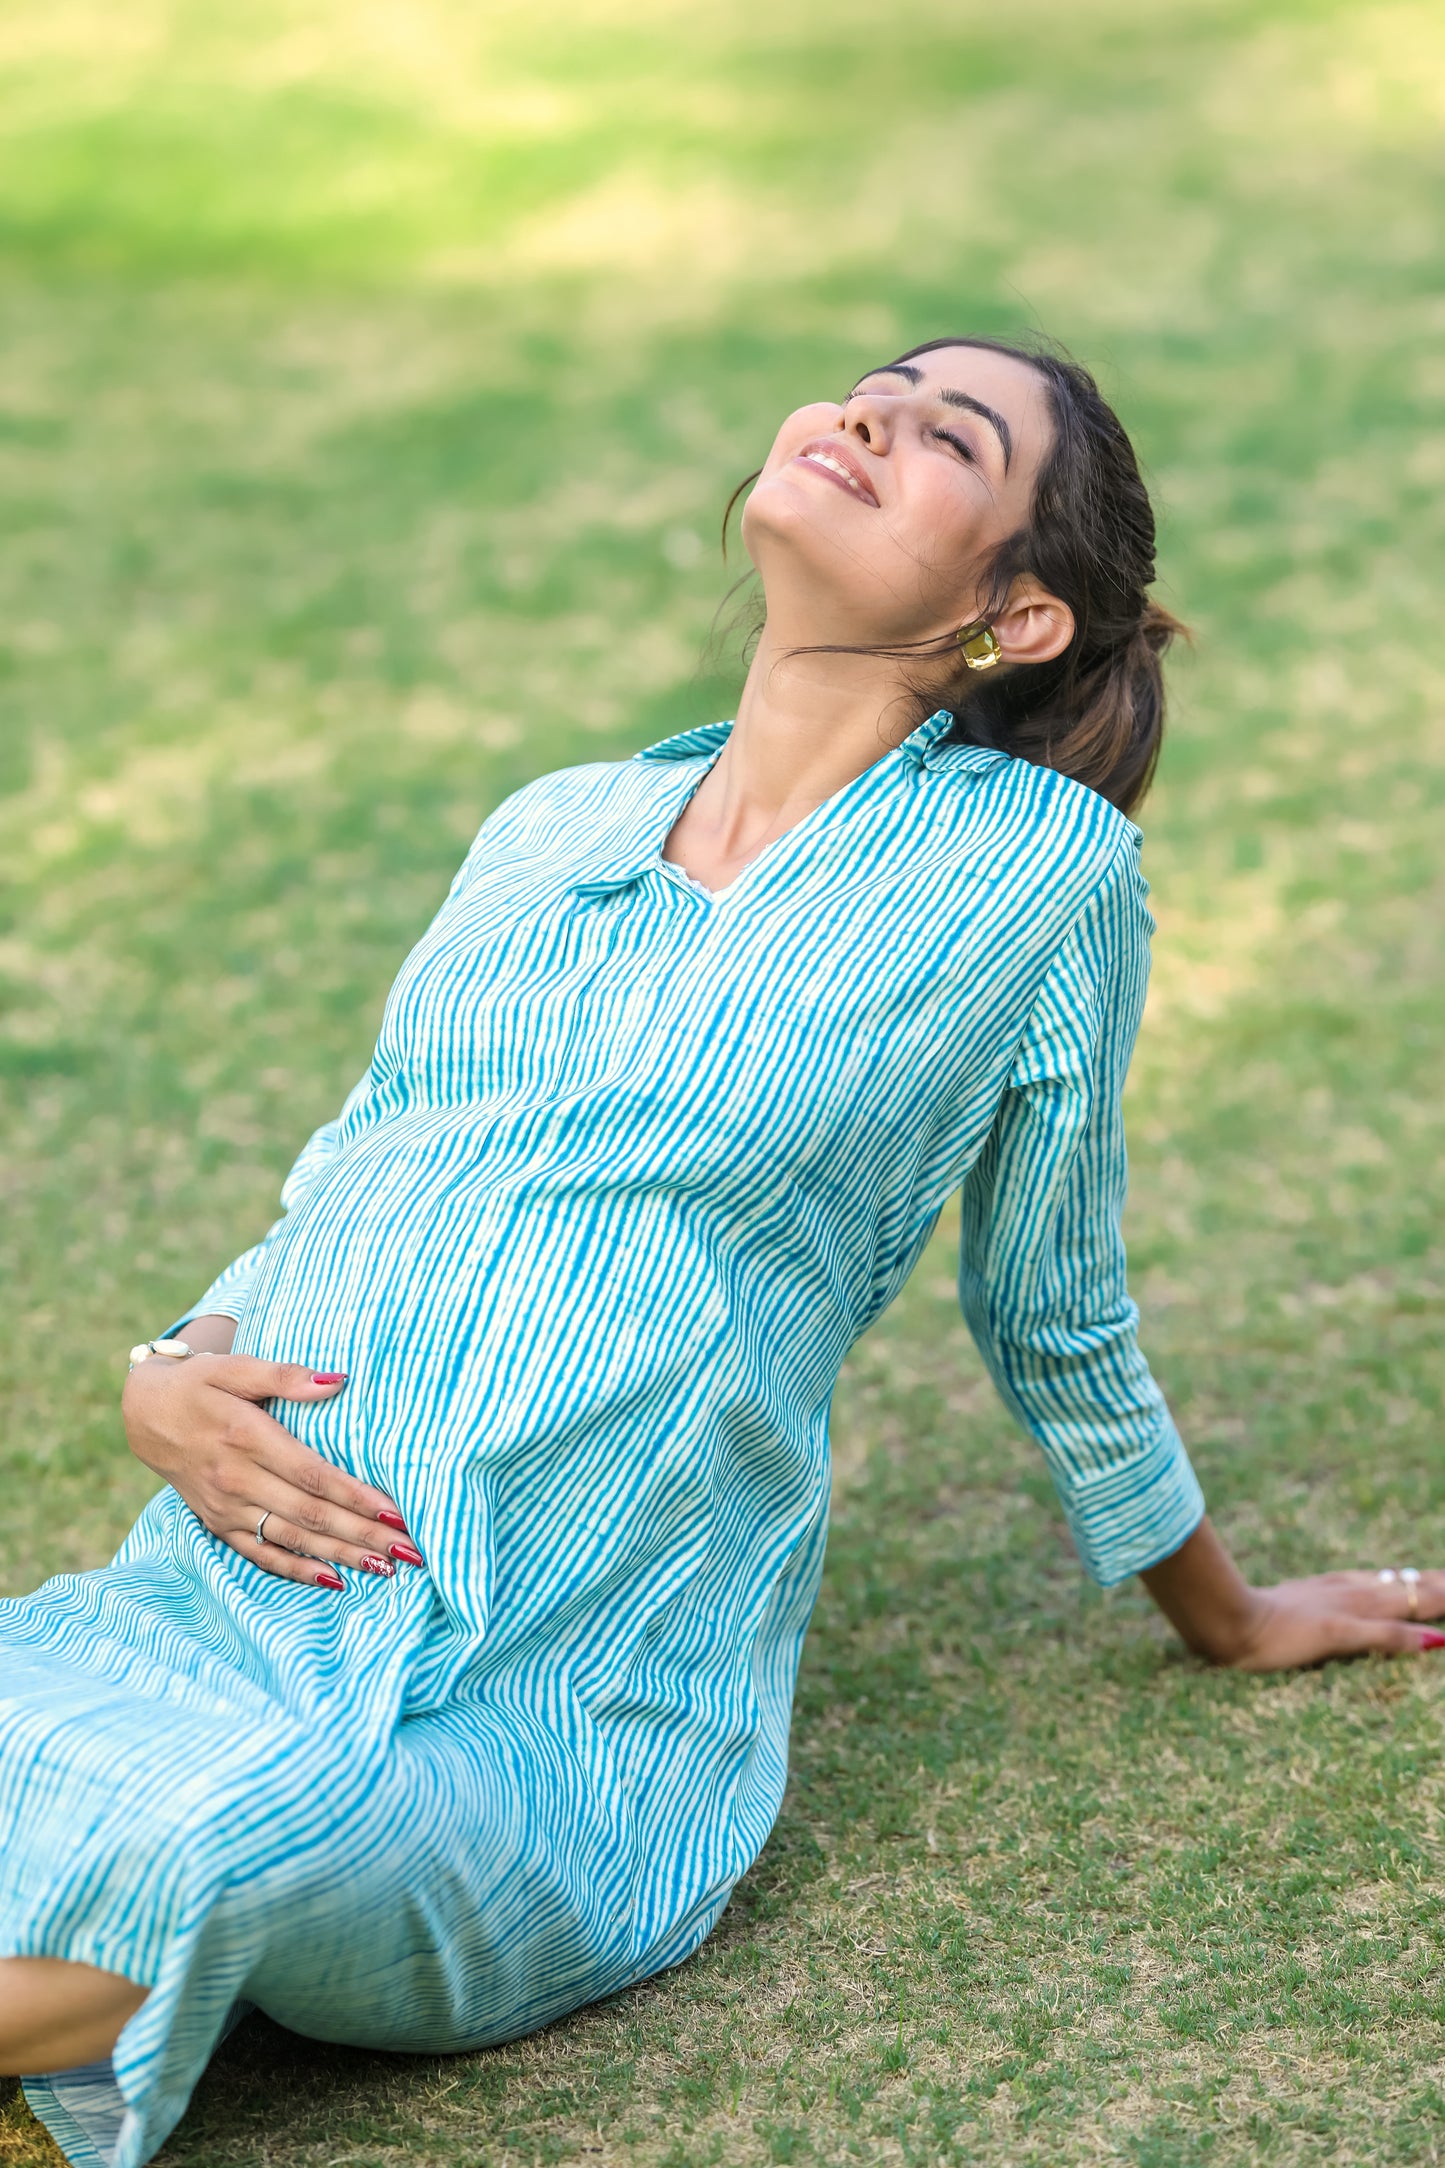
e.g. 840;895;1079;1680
4;336;1441;2168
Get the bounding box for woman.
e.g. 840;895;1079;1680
3;335;1440;2168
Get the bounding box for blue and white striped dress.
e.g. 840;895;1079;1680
1;708;1204;2166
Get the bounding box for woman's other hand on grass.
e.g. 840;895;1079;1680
1221;1570;1445;1672
1141;1517;1445;1672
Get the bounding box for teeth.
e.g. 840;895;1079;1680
804;449;862;492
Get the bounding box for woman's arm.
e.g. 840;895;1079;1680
958;838;1204;1589
130;796;543;1585
1141;1516;1445;1669
959;838;1442;1670
164;1076;376;1343
183;1312;240;1354
125;1069;430;1585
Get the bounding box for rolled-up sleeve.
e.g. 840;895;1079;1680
957;831;1204;1587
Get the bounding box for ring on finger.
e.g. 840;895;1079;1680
1378;1566;1421;1619
256;1510;272;1546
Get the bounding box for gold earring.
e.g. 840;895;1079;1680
958;625;1001;672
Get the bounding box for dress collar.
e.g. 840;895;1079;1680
573;708;982;900
632;709;958;768
633;720;734;764
571;745;721;898
894;708;957;768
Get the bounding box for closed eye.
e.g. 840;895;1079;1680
929;425;978;466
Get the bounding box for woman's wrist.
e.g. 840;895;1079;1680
1138;1517;1272;1667
1181;1583;1276;1667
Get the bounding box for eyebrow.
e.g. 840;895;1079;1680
854;363;1014;474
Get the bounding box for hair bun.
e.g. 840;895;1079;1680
1137;597;1188;658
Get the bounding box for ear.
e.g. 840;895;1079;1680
990;579;1075;668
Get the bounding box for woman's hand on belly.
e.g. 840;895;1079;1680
121;1340;425;1591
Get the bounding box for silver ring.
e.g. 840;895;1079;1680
256;1511;271;1546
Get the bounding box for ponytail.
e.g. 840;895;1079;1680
958;595;1187;816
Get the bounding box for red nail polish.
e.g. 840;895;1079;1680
312;1372;348;1386
315;1569;344;1591
377;1509;408;1532
360;1554;395;1577
389;1540;424;1568
1419;1630;1445;1650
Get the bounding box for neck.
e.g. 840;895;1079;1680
698;623;921;860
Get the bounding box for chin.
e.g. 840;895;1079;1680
743;479;871;584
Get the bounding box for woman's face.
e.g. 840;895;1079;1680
741;343;1056;649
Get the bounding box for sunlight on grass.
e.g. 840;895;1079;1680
1;0;1443;2162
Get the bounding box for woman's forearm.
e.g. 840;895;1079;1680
179;1313;238;1355
1139;1516;1270;1664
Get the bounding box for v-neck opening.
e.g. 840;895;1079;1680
658;857;741;904
650;708;956;907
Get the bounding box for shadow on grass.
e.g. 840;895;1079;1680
166;1821;832;2161
168;2014;437;2160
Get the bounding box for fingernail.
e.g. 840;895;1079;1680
377;1508;408;1532
360;1554;396;1578
389;1540;424;1568
1418;1630;1445;1650
315;1569;344;1591
312;1371;348;1386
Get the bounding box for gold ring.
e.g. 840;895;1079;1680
1379;1567;1420;1619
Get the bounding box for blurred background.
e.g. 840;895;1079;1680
1;3;1443;2163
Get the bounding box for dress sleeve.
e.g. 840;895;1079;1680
956;830;1205;1587
162;777;545;1340
165;1070;374;1336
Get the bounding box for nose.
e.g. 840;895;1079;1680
840;388;894;454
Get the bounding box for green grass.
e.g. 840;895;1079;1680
1;0;1443;2160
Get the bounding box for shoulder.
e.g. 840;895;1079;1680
986;772;1156;1074
484;754;644;827
457;721;725;862
455;752;660;861
927;747;1147;942
936;744;1139;869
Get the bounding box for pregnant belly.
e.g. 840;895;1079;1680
229;1084;854;1431
230;1134;735;1503
218;1131;834;1722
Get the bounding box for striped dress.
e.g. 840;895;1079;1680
0;708;1204;2167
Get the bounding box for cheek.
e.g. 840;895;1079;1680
761;402;844;474
911;465;981;564
891;468;990;607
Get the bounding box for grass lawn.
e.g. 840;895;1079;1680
2;0;1444;2160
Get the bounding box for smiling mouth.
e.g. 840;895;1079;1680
794;445;879;506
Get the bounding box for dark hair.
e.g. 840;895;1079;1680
724;333;1186;816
